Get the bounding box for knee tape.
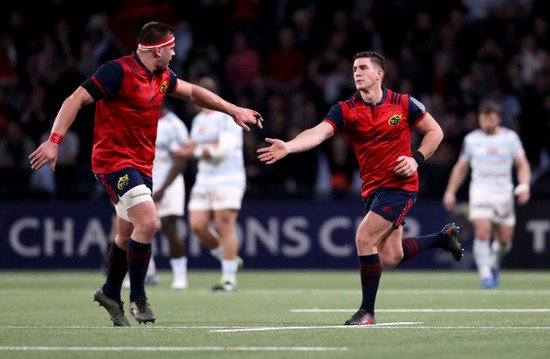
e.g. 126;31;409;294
115;184;152;222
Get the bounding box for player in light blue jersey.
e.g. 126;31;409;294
443;102;531;288
187;77;246;292
151;107;193;289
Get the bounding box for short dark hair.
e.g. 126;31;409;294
479;101;501;116
137;21;174;45
352;51;386;72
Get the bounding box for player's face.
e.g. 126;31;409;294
479;112;501;134
353;58;382;91
158;45;175;70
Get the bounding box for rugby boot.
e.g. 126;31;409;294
441;223;464;261
130;296;156;324
93;288;131;327
344;308;376;325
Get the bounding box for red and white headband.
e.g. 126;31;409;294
138;34;175;50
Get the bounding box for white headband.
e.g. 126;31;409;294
138;34;175;50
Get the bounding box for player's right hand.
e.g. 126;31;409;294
29;141;59;172
257;138;288;164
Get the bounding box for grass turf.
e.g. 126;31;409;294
0;270;549;359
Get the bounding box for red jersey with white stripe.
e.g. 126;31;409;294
323;88;427;197
84;53;178;176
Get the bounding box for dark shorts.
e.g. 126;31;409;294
95;167;152;204
362;187;417;228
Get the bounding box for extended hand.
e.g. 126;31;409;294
257;138;289;164
233;108;263;132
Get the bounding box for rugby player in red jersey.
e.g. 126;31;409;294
258;51;463;325
30;21;263;326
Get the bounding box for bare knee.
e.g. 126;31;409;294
379;251;403;269
135;216;157;239
474;228;492;241
189;219;208;237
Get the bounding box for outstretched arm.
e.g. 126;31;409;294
257;121;334;165
170;79;263;131
29;86;94;171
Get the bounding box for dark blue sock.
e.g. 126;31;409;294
358;254;382;315
127;239;152;302
102;241;127;300
401;232;448;262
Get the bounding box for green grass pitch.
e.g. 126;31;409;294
0;270;549;359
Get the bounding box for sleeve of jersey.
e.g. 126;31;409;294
80;61;123;101
322;103;344;132
461;138;471;160
511;132;525;156
167;69;178;93
407;95;428;125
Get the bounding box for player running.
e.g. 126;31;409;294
258;51;464;325
443;101;531;288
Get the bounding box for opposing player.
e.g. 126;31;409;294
258;51;464;325
29;21;262;326
152;107;193;289
187;77;245;292
443;101;531;288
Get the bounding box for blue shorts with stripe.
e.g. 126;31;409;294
362;187;417;229
95;167;152;204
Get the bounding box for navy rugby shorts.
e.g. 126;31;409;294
362;187;417;229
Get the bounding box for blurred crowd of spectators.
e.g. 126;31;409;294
0;0;549;201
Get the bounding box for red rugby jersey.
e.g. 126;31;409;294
323;88;427;197
85;53;178;176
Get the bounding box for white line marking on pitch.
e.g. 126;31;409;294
209;322;422;333
210;324;550;333
0;346;347;352
0;326;245;330
291;309;550;313
240;289;550;296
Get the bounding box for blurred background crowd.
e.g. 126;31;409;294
0;0;549;201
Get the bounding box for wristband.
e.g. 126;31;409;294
514;183;530;195
49;133;63;145
412;151;425;166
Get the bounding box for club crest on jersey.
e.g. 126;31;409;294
160;81;167;94
117;174;129;190
388;114;403;126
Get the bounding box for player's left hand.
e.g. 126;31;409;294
514;183;530;205
232;108;263;132
394;155;418;178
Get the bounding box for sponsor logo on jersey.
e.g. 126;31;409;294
388;114;403;126
160;81;167;94
131;83;141;92
117;174;129;190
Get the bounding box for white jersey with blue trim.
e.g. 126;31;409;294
462;127;524;195
191;110;245;188
153;111;190;189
